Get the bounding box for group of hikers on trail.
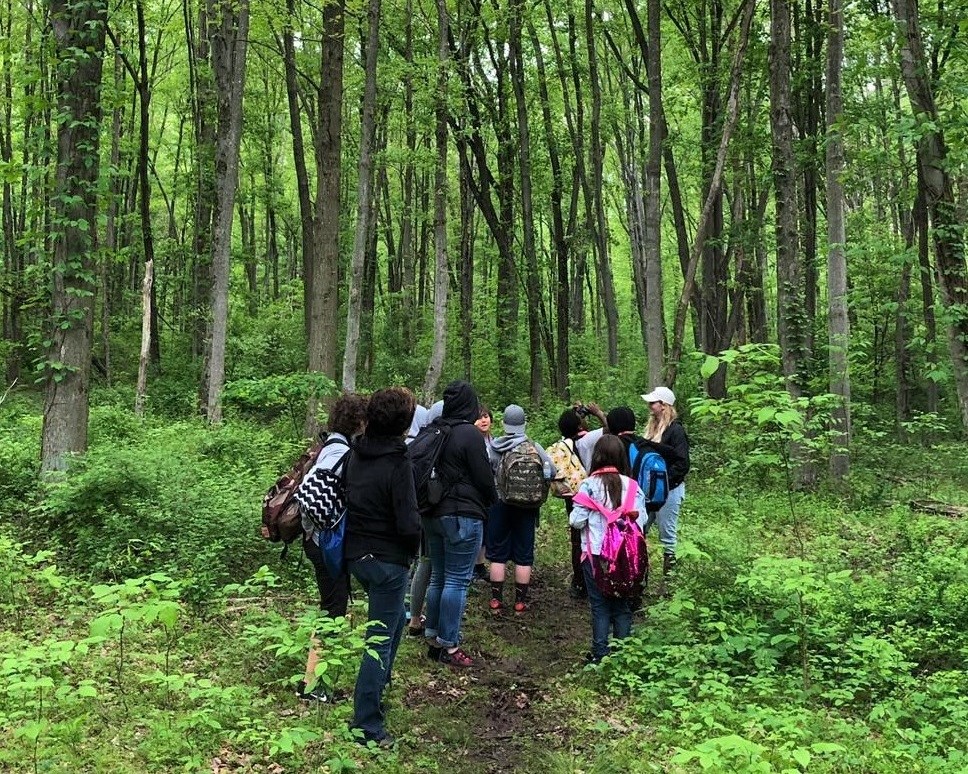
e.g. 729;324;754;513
278;379;690;747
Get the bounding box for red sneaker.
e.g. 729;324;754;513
439;647;474;668
488;598;503;613
513;600;530;614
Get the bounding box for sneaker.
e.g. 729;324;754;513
296;680;340;703
513;600;529;614
438;647;474;668
488;598;503;613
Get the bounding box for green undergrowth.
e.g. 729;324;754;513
1;391;967;771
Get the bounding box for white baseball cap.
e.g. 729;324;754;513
641;386;676;406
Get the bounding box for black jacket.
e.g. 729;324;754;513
639;420;690;490
344;435;421;567
430;380;498;519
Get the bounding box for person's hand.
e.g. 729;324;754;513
586;402;605;421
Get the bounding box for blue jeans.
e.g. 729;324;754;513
645;483;684;555
583;560;633;660
347;556;409;741
422;515;483;648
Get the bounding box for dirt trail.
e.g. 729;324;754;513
403;564;591;772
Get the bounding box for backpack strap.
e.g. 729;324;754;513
620;478;639;513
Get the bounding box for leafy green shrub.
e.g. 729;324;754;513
38;420;290;598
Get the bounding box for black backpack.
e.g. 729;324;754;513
408;420;455;515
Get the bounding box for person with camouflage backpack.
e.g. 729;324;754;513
485;405;556;614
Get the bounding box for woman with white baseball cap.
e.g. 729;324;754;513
639;386;690;585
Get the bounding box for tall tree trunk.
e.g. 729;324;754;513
42;0;107;472
422;0;450;403
892;0;968;432
664;0;755;387
644;0;666;388
204;0;249;424
826;0;850;481
771;0;806;396
342;0;381;391
584;0;618;366
913;186;939;413
308;0;346;388
527;18;569;398
510;0;542;403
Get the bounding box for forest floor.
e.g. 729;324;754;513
366;520;613;772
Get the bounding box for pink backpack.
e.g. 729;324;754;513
572;477;649;598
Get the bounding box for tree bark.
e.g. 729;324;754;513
204;0;249;424
422;0;450;403
826;0;850;482
135;260;153;417
892;0;968;432
42;0;108;472
342;0;382;391
664;0;755;387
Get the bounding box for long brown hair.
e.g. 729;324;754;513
590;435;631;509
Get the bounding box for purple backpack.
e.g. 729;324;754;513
573;477;649;598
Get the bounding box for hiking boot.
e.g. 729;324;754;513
662;553;677;575
488;598;503;613
513;600;530;614
427;644;443;662
355;731;396;748
438;647;474;668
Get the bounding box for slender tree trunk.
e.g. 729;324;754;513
644;0;665;387
342;0;381;391
664;0;755;386
510;0;542;403
585;0;618;366
826;0;850;481
42;0;108;472
422;0;450;403
135;260;153;417
527;18;569;398
771;0;806;395
204;0;249;424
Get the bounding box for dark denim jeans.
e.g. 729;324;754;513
582;559;633;660
422;514;483;648
347;555;409;741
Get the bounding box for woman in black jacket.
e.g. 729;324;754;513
344;387;421;747
422;380;498;668
640;386;690;579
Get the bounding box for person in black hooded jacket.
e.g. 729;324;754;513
344;387;421;747
422;380;498;668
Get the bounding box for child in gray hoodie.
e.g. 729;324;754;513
485;404;556;613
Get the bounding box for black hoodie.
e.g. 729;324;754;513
344;435;421;567
429;380;498;519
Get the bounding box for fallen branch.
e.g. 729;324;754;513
909;500;968;518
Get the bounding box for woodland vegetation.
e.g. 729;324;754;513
1;0;968;770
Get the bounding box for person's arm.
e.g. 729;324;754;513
575;427;603;473
568;481;595;530
663;423;690;488
464;427;499;506
391;459;421;554
583;402;607;431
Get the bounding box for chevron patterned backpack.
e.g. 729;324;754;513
294;437;351;533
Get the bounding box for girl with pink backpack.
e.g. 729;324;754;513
569;435;649;663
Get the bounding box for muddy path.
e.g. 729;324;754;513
400;554;592;773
